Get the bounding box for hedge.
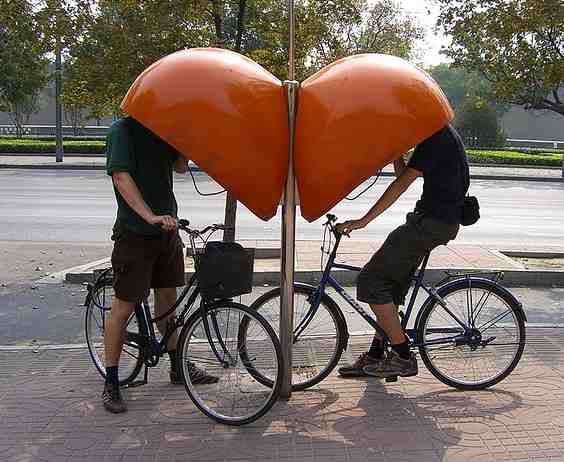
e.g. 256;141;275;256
467;149;562;166
0;138;562;166
0;138;105;154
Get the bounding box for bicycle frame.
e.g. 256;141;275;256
295;226;474;349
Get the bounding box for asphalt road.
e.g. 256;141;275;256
1;169;564;249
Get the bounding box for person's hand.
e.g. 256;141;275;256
149;215;178;232
335;219;367;236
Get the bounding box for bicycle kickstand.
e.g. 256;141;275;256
125;365;149;388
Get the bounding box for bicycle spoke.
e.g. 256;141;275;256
478;309;512;332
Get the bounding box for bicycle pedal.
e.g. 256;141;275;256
385;375;398;383
125;380;147;388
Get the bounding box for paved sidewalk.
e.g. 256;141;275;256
63;241;564;287
3;329;564;461
1;154;563;181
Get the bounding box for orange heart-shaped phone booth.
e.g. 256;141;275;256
295;54;453;222
121;48;289;221
121;50;453;222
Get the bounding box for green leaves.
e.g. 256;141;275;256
437;0;564;116
0;0;49;136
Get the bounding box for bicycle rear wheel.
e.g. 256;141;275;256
85;281;144;386
417;277;526;390
178;301;282;425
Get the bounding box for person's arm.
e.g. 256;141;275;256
336;167;422;235
393;157;407;177
112;171;177;231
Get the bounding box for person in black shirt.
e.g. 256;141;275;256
336;123;470;379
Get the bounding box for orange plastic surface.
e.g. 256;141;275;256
295;54;454;222
121;48;289;221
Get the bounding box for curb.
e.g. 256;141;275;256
502;250;564;259
65;266;564;287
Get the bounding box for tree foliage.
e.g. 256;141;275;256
59;0;423;116
428;63;491;110
456;97;506;147
0;0;49;136
437;0;564;116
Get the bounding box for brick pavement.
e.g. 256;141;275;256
3;330;564;461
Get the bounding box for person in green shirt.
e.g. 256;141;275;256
102;117;217;414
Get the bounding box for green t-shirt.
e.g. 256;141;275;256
106;117;179;236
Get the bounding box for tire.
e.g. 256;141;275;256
243;284;347;391
417;278;526;390
85;281;144;386
177;301;282;425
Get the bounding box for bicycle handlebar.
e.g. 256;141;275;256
177;219;233;236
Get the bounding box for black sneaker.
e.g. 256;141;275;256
102;382;127;414
338;352;386;377
187;361;219;385
363;350;418;378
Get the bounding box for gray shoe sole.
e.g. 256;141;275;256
362;366;418;379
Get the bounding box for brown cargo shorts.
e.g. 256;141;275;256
111;228;185;303
357;212;459;306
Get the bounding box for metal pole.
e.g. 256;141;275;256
55;45;64;162
279;0;297;400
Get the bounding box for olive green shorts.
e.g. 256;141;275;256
357;212;459;306
111;228;185;303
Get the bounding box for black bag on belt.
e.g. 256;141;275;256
461;196;480;226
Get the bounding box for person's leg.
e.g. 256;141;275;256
104;296;136;373
103;230;156;412
154;287;178;352
102;296;136;413
369;302;410;358
152;232;218;385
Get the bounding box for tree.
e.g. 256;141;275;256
456;96;506;147
65;0;212;117
437;0;564;116
304;0;424;75
0;0;48;137
428;63;492;110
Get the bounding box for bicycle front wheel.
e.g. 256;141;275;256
243;285;346;391
417;278;526;390
84;281;144;386
178;301;282;425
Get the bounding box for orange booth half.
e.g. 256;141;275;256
295;54;454;222
121;48;289;221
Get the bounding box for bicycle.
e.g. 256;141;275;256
84;220;283;425
241;214;527;391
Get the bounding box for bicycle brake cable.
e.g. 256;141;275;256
346;171;382;201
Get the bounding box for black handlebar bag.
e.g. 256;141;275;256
197;241;255;300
